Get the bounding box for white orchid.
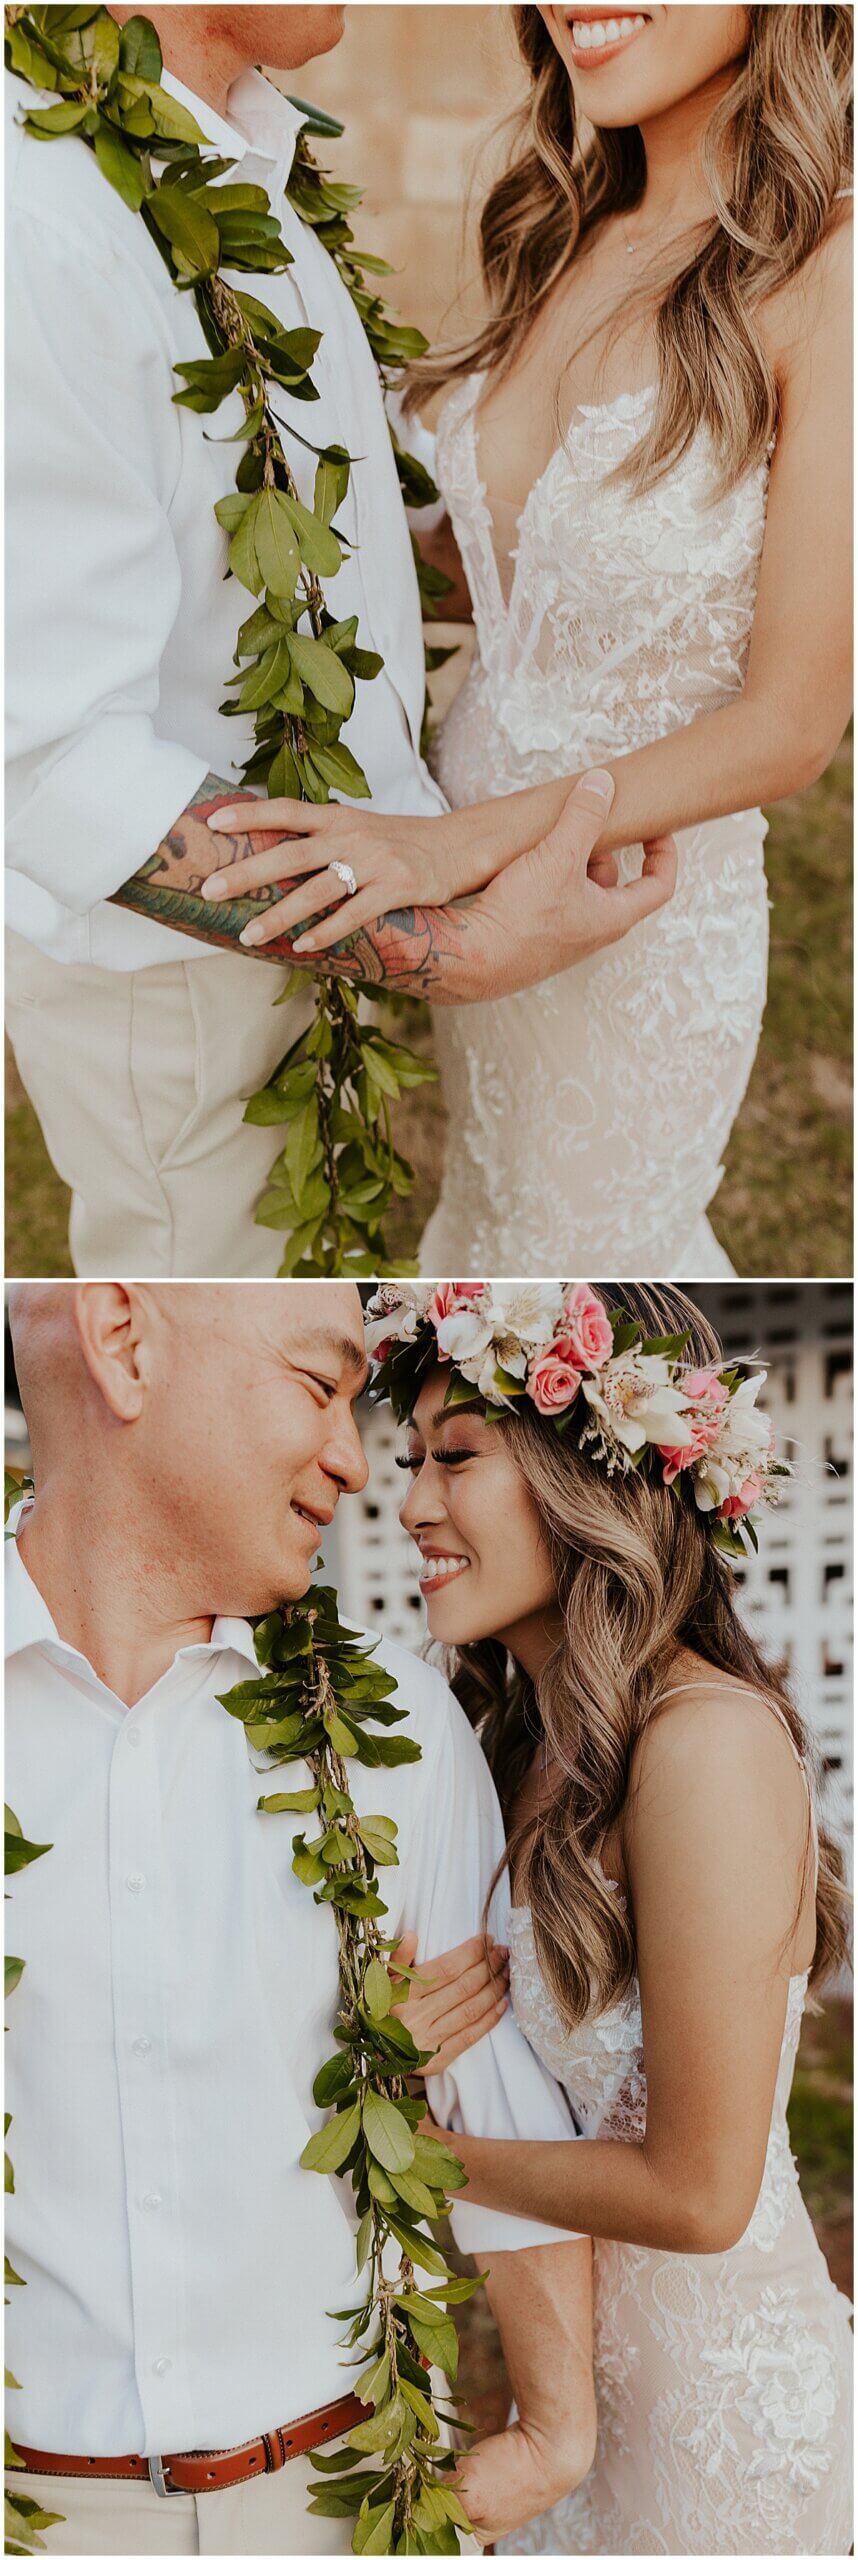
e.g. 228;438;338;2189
435;1306;496;1368
692;1375;774;1513
482;1282;565;1350
364;1283;433;1357
582;1352;696;1457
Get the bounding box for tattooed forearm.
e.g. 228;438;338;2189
111;775;291;962
111;773;479;999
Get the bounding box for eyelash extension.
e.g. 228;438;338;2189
394;1450;476;1472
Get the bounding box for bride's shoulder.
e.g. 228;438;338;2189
628;1667;807;1835
761;195;852;380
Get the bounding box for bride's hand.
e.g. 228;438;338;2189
390;1930;509;2076
200;797;474;952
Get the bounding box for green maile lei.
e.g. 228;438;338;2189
5;4;452;1282
3;1469;476;2558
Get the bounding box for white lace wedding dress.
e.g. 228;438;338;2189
421;377;774;1274
499;1702;853;2555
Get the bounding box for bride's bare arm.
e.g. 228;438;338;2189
200;214;850;952
417;1692;814;2254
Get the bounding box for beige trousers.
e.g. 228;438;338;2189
7;2464;484;2556
6;2457;353;2555
6;933;315;1278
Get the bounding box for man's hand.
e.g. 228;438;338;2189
454;2241;596;2543
112;768;676;1004
452;771;677;1003
291;770;676;1005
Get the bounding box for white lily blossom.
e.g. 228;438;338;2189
582;1353;696;1457
483;1283;565;1348
692;1375;774;1512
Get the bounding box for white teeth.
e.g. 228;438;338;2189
571;13;646;47
419;1555;470;1587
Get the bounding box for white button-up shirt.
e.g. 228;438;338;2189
5;1528;576;2458
6;65;444;969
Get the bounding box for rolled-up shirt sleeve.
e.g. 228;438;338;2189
404;1668;579;2256
6;213;207;939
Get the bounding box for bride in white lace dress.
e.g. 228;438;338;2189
391;1283;853;2556
414;4;853;1273
206;13;851;1274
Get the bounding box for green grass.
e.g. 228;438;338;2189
5;741;851;1278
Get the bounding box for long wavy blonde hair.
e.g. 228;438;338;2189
408;4;852;497
441;1286;850;2031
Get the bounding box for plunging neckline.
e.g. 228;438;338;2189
468;368;657;616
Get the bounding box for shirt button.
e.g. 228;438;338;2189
152;2358;172;2378
126;1726;143;1750
125;1874;144;1895
132;2036;152;2058
141;2192;162;2212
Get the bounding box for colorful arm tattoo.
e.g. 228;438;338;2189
111;773;476;998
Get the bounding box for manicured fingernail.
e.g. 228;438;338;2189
209;809;240;828
200;875;226;899
293;934;316;953
240;921;265;946
576;768;615;808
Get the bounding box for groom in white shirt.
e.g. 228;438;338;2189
5;1279;595;2557
5;4;669;1280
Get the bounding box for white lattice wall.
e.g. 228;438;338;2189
324;1284;853;1860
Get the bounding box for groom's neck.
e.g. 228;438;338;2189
112;7;248;119
17;1479;215;1711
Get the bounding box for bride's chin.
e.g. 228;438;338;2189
423;1589;486;1644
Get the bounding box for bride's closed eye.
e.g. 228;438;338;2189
394;1448;477;1472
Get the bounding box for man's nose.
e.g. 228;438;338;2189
324;1406;369;1495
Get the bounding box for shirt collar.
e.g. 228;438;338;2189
4;1517;259;1674
160;64;306;200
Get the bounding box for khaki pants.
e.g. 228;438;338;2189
7;2462;484;2556
6;2456;353;2555
6;933;314;1278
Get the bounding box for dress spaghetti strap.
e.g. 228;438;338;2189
655;1678;804;1768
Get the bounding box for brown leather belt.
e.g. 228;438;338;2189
11;2390;365;2499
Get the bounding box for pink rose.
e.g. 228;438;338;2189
560;1286;614;1372
373;1336;396;1365
527;1351;582;1415
719;1470;764;1522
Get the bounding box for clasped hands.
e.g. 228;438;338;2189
200;771;677;1004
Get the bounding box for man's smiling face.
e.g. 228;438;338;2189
148;1282;370;1614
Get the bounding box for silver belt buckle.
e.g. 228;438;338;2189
148;2454;183;2498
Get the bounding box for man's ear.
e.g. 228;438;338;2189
73;1285;151;1423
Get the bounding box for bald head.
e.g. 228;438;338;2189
10;1283;370;1614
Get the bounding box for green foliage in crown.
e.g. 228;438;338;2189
219;1588;478;2554
5;6;450;1278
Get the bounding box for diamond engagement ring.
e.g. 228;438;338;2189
329;860;358;897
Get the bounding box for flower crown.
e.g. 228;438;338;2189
365;1283;789;1559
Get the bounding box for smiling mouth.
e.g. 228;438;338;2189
418;1553;471;1590
292;1501;333;1532
567;12;651;64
